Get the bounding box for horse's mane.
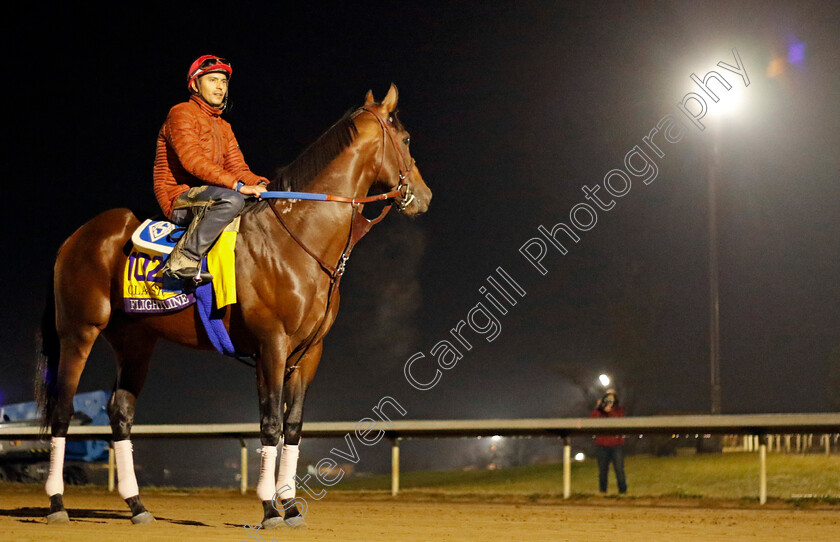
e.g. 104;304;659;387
245;109;359;215
272;108;360;191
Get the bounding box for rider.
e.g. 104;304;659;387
154;55;269;282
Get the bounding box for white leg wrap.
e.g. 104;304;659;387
275;443;300;500
45;437;66;496
114;440;140;500
255;445;278;501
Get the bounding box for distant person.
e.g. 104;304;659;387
153;55;269;282
590;389;627;494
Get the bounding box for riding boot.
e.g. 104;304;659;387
163;246;213;283
162;186;246;283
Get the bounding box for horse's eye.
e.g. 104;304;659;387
387;116;393;124
403;136;410;146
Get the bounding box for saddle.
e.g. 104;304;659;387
124;217;239;314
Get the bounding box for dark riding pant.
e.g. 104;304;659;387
595;445;627;493
170;185;246;262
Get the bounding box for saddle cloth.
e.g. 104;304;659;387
123;217;239;314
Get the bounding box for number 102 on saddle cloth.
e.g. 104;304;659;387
123;217;239;314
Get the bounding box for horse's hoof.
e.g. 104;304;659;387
261;516;286;530
46;510;70;525
131;511;156;524
285;516;307;529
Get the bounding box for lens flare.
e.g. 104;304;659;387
788;42;806;64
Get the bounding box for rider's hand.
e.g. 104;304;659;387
238;184;267;199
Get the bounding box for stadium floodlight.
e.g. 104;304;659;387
598;374;610;387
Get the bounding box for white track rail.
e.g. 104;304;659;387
3;413;837;503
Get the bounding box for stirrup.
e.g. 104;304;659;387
162;248;213;284
163;266;213;284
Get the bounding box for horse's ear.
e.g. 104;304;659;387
364;90;375;106
382;83;399;111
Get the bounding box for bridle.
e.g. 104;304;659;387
267;105;417;278
356;106;416;211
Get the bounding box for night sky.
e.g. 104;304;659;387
4;1;839;479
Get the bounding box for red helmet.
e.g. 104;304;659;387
187;55;233;90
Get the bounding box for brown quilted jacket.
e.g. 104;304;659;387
153;95;269;218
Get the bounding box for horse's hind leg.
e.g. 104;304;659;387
44;273;112;524
44;321;104;524
104;320;157;524
40;209;135;524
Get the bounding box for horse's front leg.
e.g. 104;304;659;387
275;342;322;529
255;342;287;530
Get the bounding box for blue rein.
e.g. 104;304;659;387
259;191;329;201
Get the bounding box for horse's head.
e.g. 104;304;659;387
358;84;432;216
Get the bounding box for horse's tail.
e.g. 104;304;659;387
35;268;60;434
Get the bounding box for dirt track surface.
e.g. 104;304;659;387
1;485;838;542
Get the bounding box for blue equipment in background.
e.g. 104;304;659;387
0;390;110;483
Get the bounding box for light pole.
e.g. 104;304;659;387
708;128;722;416
704;86;744;417
701;73;751;450
689;46;765;428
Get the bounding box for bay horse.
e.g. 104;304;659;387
34;84;431;528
